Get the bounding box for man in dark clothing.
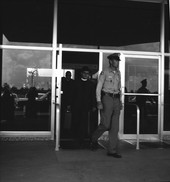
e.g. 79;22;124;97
1;83;15;122
61;71;75;111
26;87;38;118
61;71;75;135
71;66;96;148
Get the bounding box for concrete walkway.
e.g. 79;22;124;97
0;140;170;182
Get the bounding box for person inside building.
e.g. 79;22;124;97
61;71;75;137
90;53;123;158
1;83;15;122
26;87;38;119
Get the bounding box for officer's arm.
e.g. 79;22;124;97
96;71;105;102
96;72;105;109
118;71;122;100
118;72;123;110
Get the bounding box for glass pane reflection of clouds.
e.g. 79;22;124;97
125;58;158;93
2;49;52;89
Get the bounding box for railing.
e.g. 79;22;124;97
125;103;140;150
98;103;141;150
135;104;140;150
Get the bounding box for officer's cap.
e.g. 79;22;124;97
107;53;121;61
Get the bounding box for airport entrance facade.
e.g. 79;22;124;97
0;0;170;150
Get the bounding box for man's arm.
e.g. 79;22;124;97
96;71;105;109
118;71;123;110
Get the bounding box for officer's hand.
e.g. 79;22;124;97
97;101;103;110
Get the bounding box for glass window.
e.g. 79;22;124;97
2;49;52;88
125;58;158;93
2;0;53;46
124;95;158;134
1;49;52;131
124;57;159;134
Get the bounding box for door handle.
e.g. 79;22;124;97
53;101;59;106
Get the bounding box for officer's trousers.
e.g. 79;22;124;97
92;95;121;153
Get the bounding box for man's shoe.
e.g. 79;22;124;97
107;152;122;158
90;142;98;151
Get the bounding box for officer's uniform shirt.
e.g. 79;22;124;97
96;67;121;102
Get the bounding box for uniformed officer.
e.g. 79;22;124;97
90;53;123;158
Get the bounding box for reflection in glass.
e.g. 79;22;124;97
125;58;158;93
124;96;158;134
2;49;52;88
0;50;52;131
124;57;158;134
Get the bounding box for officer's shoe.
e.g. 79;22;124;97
107;152;122;158
90;141;98;151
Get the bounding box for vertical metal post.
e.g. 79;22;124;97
160;1;165;142
136;105;140;150
99;52;103;73
51;0;58;141
97;52;103;125
119;53;125;136
55;44;63;151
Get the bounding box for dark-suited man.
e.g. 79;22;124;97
71;66;96;148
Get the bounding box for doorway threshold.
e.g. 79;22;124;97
123;139;170;149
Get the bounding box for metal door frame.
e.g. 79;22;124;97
54;48;164;150
0;44;166;148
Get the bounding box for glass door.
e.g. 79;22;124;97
120;55;160;140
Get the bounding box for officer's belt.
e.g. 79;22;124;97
102;91;120;98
